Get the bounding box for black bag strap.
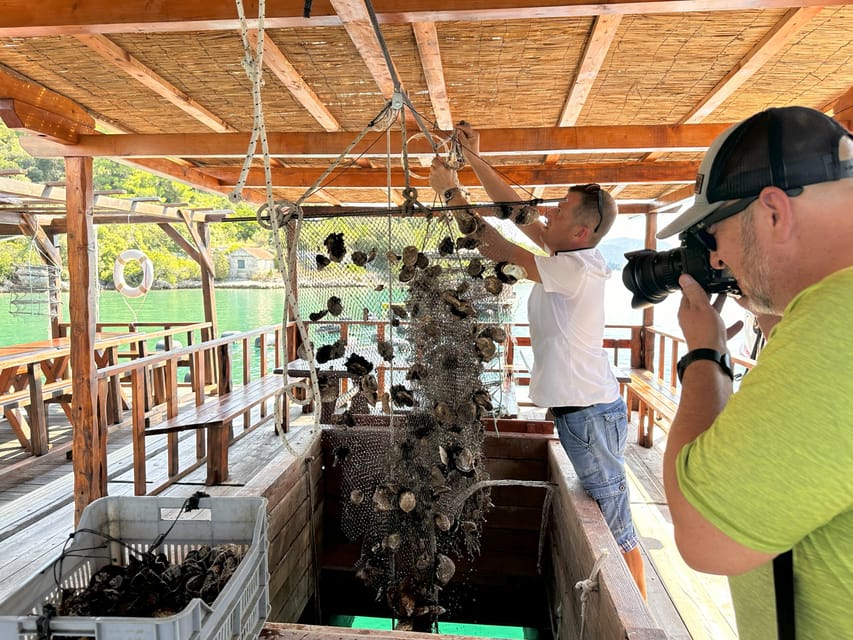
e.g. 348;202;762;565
773;550;795;640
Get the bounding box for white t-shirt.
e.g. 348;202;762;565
527;249;619;408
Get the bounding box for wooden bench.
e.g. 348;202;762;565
145;375;284;484
1;378;73;455
625;369;680;448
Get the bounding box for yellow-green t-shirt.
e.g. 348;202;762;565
676;266;853;640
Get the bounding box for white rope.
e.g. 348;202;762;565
575;548;610;639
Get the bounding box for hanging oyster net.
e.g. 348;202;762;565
295;210;522;630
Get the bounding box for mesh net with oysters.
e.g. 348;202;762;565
296;205;530;630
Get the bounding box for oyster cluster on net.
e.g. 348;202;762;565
58;544;244;618
304;217;526;631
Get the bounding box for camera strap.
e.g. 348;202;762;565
774;550;795;640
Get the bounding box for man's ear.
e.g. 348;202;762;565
757;187;795;240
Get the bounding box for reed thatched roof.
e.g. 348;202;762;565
1;1;852;219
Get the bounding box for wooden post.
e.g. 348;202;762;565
46;230;63;339
66;155;103;524
207;343;232;484
642;211;658;371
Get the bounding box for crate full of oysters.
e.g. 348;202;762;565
0;494;269;640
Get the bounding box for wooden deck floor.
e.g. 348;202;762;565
0;404;737;639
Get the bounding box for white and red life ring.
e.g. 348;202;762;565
114;249;154;298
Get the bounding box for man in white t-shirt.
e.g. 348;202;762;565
430;123;646;599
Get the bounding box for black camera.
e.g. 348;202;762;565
622;233;740;309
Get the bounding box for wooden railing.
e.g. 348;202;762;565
95;324;287;495
643;325;756;392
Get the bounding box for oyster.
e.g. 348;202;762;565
326;295;344;316
435;554;456;585
386;251;400;266
382;533;401;551
344;353;373;376
315;339;344;364
390;304;408;319
323;232;346;262
434;512;453;532
377;340;394;362
456;234;481;251
483;276;503;295
401;245;419;267
434;402;453;424
454;209;478;235
455;447;475;472
399;265;416;282
495;261;527;284
350;489;365;505
390;384;414;407
398;490;417;513
406;362;427;381
456;401;478;423
308;309;328;322
315;254;331;270
467;258;485;278
475;336;497;361
361;374;378;392
513;204;539;226
415;252;429;269
438;236;455;256
372;486;394;512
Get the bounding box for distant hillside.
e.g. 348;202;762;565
598;236;679;270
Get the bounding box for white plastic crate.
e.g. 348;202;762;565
0;495;269;640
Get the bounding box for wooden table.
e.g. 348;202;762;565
0;332;141;455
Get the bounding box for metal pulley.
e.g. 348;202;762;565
256;200;299;229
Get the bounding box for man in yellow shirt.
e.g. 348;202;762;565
659;106;853;639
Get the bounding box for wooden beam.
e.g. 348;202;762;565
413;22;453;130
18;213;62;266
202;160;700;188
541;12;622;177
330;0;398;99
19;123;733;158
158;222;202;263
247;30;341;132
74;34;237;133
0;1;842;37
557;15;622;128
179;210;217;274
0;70;95;142
682;7;824;124
66;156;104;524
650;184;695;211
0;69;94;127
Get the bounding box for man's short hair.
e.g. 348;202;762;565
658;106;853;239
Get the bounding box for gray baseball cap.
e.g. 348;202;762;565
658;106;853;239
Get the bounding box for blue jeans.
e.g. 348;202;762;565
553;397;638;552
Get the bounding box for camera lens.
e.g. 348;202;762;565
622;248;684;309
622;234;741;308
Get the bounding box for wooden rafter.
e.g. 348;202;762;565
556;15;622;129
200;160;700;188
681;7;824;124
74;34;237;133
0;69;95;142
536;13;622;197
247;30;341;132
413;21;453;130
330;0;398;99
19;123;733;158
642;7;823;161
650;184;696;212
0;1;842;37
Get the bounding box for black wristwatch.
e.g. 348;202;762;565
676;348;734;383
444;187;464;203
